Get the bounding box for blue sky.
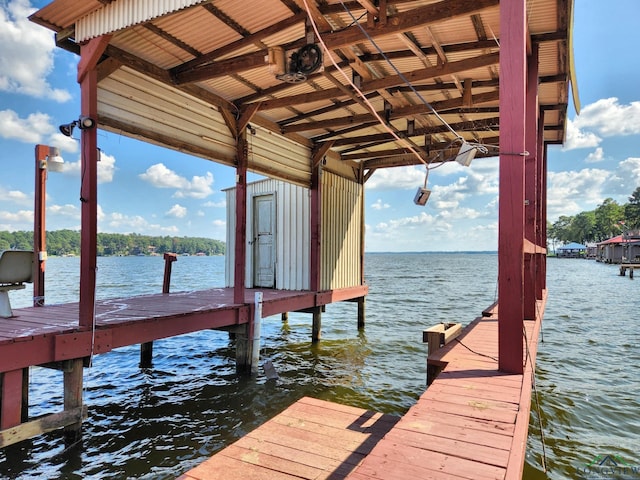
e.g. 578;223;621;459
1;0;639;252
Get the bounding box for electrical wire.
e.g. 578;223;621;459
301;0;428;166
337;0;463;141
523;324;549;473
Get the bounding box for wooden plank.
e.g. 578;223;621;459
0;405;87;448
382;428;510;468
356;443;506;480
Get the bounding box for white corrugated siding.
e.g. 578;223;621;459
321;172;363;290
76;0;204;41
225;179;310;291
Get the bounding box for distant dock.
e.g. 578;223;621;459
179;295;545;480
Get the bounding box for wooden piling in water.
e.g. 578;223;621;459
312;306;322;342
63;358;83;446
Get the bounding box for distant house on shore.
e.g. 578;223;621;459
596;232;640;263
556;242;587;258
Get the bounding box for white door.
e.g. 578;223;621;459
253;194;275;288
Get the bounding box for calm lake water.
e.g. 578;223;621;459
0;254;637;479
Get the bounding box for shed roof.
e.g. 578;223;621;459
557;242;586;250
30;0;576;184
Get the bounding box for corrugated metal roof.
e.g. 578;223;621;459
30;0;576;178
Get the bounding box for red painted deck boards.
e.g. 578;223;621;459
0;286;367;372
178;396;398;480
180;295;545;480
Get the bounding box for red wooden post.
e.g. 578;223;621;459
310;165;322;292
78;36;109;329
162;253;178;293
234;131;248;305
541;143;548;290
524;43;539;320
536;112;546;298
33;145;49;307
0;369;23;429
498;0;527;374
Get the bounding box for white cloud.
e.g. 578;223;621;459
0;109;78;151
202;199;226;208
0;209;32;224
574;98;640;137
585;147;605;164
547;168;612;219
55;150;116;183
0;0;71;102
371;198;390;210
166;204;187;218
48;203;79;218
103;211;179;234
0;188;30;205
212;219;225;228
563;98;640;151
604;157;640;196
563;119;601;150
139;163;214;199
365;166;426;190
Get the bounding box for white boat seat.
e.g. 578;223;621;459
0;250;34;318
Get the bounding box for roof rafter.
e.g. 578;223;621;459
171;0;499;85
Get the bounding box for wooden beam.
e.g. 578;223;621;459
283;89;499;133
170;12;306;76
237;103;262;133
258;52;499;111
323;117;500;147
77;35;111;83
173;0;499;84
498;0;527;375
312;140;335;169
0;406;88;448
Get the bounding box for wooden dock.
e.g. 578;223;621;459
0;285;367;445
178;396;399;480
180;296;545;480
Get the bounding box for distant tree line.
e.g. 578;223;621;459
548;187;640;248
0;230;225;257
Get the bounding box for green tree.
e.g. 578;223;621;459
624;186;640;229
594;198;624;241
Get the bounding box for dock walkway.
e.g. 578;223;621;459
180;297;545;480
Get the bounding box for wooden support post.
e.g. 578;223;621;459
63;358;84;446
498;0;527;374
235;324;252;375
357;296;366;330
524;43;539;321
281;312;289;322
33;145;48;307
21;368;28;423
78;36;109;330
311;307;322;343
162;252;178;294
139;342;153;369
536;110;546;299
1;370;23;430
234;130;248;305
310;163;322;293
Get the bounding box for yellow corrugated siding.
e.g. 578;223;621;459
321;172;362;290
247;127;311;187
98;67;237;165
